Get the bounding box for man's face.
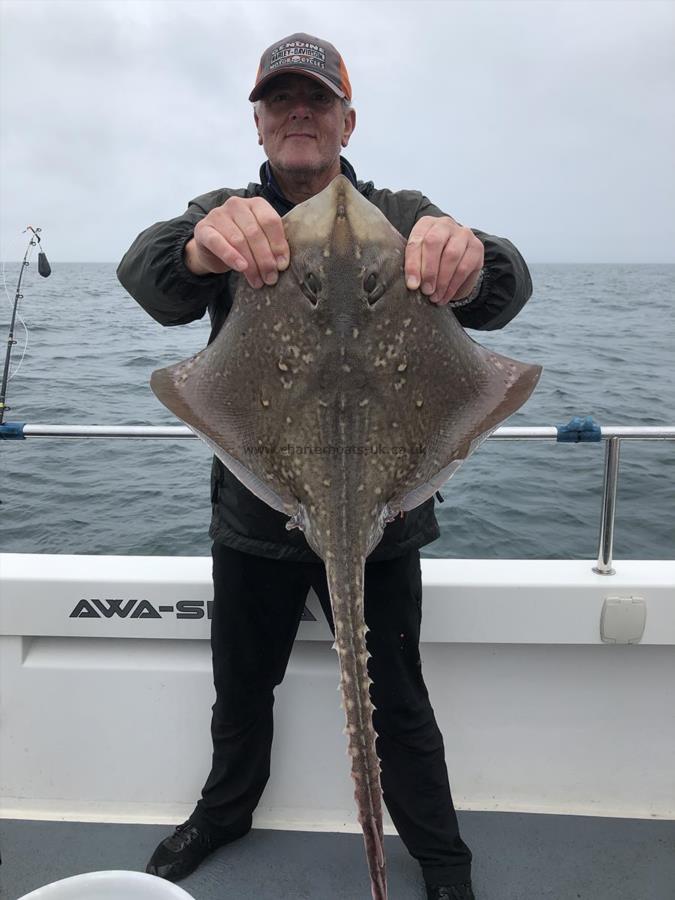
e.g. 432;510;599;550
254;73;356;177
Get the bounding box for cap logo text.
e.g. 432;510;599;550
270;40;326;72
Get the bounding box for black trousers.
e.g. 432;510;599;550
189;542;472;887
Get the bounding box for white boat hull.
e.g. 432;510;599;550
1;553;674;830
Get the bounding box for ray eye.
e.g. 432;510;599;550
305;272;319;293
364;271;385;305
301;271;320;306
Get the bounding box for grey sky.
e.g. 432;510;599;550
1;0;673;263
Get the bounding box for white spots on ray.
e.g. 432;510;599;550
374;487;382;495
323;245;331;257
374;357;386;367
265;297;271;306
359;398;369;407
286;416;293;424
322;478;331;487
261;398;270;407
342;364;351;372
281;377;293;389
394;378;406;390
318;399;329;407
352;327;359;339
278;360;288;371
357;484;365;492
403;317;411;327
302;352;314;364
325;327;333;335
397;361;407;372
354;244;362;259
415;398;424;408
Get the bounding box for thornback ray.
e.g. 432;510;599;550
150;175;542;899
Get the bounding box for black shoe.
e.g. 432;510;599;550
146;821;223;882
426;882;476;900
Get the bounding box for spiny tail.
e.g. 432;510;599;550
325;555;387;900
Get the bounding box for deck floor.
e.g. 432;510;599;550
1;811;674;899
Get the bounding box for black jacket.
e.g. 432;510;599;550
117;157;533;562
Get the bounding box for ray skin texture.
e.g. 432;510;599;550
151;175;542;899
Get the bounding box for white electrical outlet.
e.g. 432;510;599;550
600;596;647;643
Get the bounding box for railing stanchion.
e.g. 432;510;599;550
593;437;621;576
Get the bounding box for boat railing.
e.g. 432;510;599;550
2;421;674;576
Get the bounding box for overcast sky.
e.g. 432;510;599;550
1;0;673;263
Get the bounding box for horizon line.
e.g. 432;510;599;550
1;260;675;266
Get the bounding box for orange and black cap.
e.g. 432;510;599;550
249;32;352;103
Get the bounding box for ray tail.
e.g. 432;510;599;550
325;553;387;900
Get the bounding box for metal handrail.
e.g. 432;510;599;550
12;424;675;439
5;423;675;575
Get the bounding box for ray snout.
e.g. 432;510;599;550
283;175;404;257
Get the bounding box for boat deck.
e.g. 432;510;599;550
2;811;674;899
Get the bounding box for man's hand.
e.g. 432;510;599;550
405;216;484;305
184;196;290;288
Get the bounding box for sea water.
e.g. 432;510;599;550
1;262;673;559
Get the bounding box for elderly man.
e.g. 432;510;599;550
117;32;532;900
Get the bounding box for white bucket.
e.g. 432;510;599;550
17;870;196;899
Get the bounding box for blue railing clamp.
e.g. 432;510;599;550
0;421;26;440
556;416;602;443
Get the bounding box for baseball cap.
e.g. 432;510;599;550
249;32;352;102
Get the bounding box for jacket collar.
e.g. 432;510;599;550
258;155;361;215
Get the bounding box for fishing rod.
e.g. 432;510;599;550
0;226;51;425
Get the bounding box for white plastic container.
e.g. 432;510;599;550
17;870;196;900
